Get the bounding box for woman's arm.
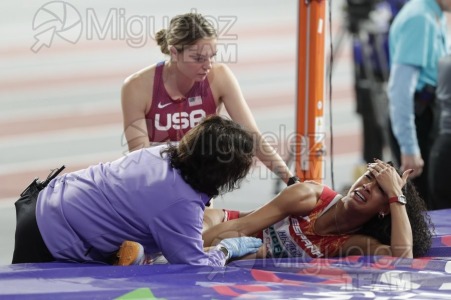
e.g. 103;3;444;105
369;160;413;258
342;228;412;258
202;182;320;247
388;202;413;258
341;235;391;257
121;70;153;152
202;209;256;233
211;64;293;183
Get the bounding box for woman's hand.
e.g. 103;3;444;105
368;159;412;198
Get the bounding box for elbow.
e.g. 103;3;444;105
390;245;413;258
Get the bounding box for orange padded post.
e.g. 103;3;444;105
295;0;326;182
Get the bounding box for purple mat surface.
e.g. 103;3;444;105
1;209;451;299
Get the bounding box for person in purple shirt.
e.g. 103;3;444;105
12;115;262;266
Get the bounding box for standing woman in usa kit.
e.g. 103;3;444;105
121;12;298;186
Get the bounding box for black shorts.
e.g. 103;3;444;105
12;180;54;264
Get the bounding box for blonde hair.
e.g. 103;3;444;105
156;13;217;55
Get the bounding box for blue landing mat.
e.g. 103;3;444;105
2;209;451;299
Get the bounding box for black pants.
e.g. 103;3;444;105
428;134;451;210
389;103;438;210
12;181;54;264
356;83;388;163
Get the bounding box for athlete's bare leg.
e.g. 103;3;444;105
202;209;224;233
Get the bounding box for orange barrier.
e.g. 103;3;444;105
295;0;326;182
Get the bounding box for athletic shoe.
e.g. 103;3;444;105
115;241;145;266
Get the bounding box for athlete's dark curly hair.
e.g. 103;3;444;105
161;115;255;198
358;163;434;257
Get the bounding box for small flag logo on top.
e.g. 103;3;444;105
188;96;203;107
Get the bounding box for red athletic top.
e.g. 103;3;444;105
263;185;351;258
145;61;217;142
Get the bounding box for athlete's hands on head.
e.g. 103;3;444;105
368;159;412;198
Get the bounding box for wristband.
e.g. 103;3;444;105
223;209;240;221
389;195;407;205
216;245;230;261
287;176;300;186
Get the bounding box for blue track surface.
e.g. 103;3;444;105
2;209;451;299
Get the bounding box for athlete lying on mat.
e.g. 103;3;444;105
118;160;433;265
203;160;433;259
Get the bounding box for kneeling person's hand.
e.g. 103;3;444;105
218;237;262;260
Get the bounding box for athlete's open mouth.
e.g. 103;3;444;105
355;190;367;203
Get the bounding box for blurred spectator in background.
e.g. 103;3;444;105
429;55;451;209
387;0;450;209
344;0;407;179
